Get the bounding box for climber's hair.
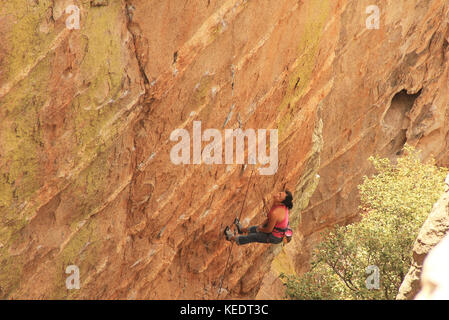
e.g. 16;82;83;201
282;190;293;210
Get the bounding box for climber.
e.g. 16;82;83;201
224;190;293;245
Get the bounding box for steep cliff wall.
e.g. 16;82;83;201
261;0;449;297
0;0;448;299
294;0;449;275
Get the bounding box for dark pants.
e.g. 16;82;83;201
235;226;283;245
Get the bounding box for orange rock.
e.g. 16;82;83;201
0;0;448;300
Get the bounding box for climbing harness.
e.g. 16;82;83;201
271;205;293;244
274;223;293;244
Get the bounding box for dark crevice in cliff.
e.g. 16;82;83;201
383;88;422;156
387;89;422;125
124;1;150;90
123;1;155;234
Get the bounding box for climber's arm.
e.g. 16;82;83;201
257;208;282;233
259;217;268;228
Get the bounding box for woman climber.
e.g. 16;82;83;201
224;190;293;245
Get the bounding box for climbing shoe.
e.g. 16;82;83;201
224;226;233;241
233;218;243;234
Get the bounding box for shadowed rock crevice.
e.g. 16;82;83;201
125;1;150;89
382;88;422;155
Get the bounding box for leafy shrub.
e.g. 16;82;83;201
281;145;448;299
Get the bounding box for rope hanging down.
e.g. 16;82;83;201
216;168;254;298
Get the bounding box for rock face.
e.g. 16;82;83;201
0;0;448;299
415;233;449;300
397;175;449;300
294;0;449;275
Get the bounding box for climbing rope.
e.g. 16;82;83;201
216;168;254;298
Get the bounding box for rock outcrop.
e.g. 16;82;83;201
397;175;449;300
415;233;449;300
0;0;448;299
